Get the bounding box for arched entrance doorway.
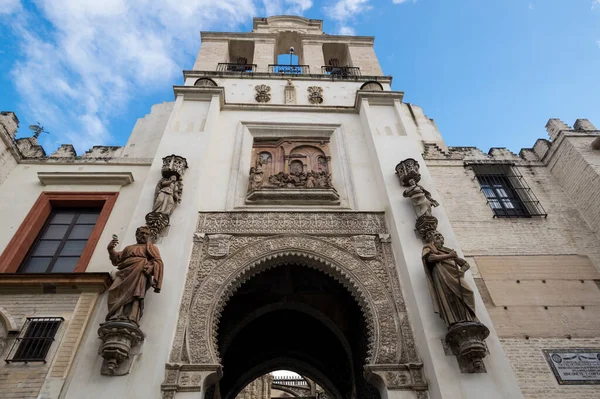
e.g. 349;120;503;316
209;262;380;399
162;213;427;399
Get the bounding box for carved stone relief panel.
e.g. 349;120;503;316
162;212;426;397
247;138;338;204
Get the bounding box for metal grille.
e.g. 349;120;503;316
470;163;547;218
321;66;361;76
5;317;63;363
216;63;256;73
268;64;310;74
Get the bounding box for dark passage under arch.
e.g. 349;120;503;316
207;263;381;399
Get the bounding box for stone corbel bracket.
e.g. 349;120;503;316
364;363;428;394
161;363;222;396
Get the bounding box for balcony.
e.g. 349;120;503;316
321;66;361;77
216;63;256;73
268;64;310;74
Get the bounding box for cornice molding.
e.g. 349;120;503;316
37;171;134;186
0;272;113;292
182;70;393;84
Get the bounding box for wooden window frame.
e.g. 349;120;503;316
0;192;118;273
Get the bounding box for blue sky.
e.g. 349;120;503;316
0;0;599;154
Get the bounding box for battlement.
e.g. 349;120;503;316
424;117;599;164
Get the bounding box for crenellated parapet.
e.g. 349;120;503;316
424;117;600;165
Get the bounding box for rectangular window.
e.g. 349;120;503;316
19;209;101;273
0;192;118;273
471;164;547;218
5;317;63;363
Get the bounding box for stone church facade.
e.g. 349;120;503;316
0;15;599;399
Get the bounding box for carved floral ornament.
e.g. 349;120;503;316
307;86;323;104
255;84;271;103
163;212;426;395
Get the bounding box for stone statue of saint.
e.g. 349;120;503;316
403;178;439;218
421;231;477;326
106;226;164;324
248;162;265;191
152;175;182;215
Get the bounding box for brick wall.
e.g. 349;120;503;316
426;156;600;398
0;112;19;187
427;162;600;269
0;291;98;399
545;135;600;237
501;338;600;399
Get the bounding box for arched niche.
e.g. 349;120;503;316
360;81;384;91
194;78;218;87
289;145;328;174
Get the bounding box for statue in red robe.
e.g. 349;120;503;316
106;226;163;324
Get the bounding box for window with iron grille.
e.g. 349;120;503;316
470;163;547;218
5;317;63;363
18;208;101;273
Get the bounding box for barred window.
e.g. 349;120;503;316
5;317;63;363
470;163;547;218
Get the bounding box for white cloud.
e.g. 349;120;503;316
3;0;314;153
392;0;412;4
593;0;600;10
0;0;21;14
323;0;370;34
528;2;534;10
339;25;356;35
262;0;313;16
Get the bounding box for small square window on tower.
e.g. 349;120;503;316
5;317;64;363
470;163;547;218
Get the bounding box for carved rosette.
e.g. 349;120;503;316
395;158;421;186
255;84;271;103
307;86;323;104
98;320;145;376
161;154;188;179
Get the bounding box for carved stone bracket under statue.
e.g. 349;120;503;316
98;320;144;376
397;158;490;373
445;321;490;373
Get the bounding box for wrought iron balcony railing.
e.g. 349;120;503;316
268;64;310;74
321;66;361;77
216;63;256;73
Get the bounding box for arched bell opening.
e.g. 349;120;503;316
207;263;381;399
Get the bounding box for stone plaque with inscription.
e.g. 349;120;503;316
543;349;600;385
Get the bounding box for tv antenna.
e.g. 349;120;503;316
28;122;49;139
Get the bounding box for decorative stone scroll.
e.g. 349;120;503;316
255;84;271;103
397;158;490;373
162;212;426;397
246;138;338;204
307;86;323;104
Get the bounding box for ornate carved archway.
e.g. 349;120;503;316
162;212;426;398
